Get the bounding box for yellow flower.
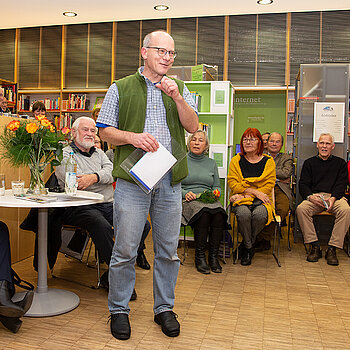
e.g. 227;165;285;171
7;120;20;131
26;122;39;134
49;124;55;133
35;115;44;121
40;118;51;127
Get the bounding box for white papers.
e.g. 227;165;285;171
129;143;177;192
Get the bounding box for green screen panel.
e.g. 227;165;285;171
233;91;286;152
185;82;211;113
199;114;226;144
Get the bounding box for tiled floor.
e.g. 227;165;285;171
2;229;350;349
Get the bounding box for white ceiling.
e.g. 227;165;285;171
2;0;350;30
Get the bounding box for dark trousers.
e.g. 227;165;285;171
63;203;150;265
0;221;13;286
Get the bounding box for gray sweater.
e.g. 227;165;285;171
56;144;114;202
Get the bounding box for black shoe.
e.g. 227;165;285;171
195;256;210;274
14;290;34;314
241;247;254;266
136;251;150;270
208;255;222;273
307;245;322;262
110;313;131;340
0;315;22;333
100;270;109;290
154;311;180;337
325;246;339;266
130;288;137;301
254;239;271;253
0;281;25;318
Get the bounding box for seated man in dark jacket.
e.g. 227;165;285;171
296;133;350;266
0;222;33;333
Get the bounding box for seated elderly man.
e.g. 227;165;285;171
0;222;33;333
255;132;294;251
296;133;350;266
56;117;149;294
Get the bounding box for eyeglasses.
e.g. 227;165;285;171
146;46;177;59
242;138;257;143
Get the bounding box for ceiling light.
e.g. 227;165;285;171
154;5;169;11
63;11;77;17
257;0;273;4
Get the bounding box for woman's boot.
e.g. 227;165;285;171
194;226;210;274
208;227;222;273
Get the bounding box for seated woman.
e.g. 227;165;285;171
0;221;33;333
182;130;227;274
228;128;275;266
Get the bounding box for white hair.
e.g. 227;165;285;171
72;116;96;131
318;133;334;144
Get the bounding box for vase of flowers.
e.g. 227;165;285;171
0;116;70;195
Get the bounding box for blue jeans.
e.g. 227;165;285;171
108;173;181;315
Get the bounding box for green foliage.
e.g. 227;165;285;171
196;190;219;203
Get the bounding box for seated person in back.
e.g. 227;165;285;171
255;132;294;251
32;101;53;122
55;117;150;294
0;97;11;113
296;133;350;266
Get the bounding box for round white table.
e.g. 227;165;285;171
0;189;104;317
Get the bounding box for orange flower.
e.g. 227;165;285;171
213;189;220;198
26;122;39;134
35;114;44;121
40;118;51;127
49;124;55;133
61;126;70;135
7;120;20;131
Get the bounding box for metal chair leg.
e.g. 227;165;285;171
181;225;186;265
287;210;292;251
272;220;282;267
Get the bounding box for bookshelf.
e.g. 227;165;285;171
17;88;107;127
0;78;17;114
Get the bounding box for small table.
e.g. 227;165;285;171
0;190;104;317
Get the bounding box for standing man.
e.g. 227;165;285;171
255;132;294;250
97;30;198;340
296;133;350;266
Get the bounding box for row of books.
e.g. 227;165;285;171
54;113;78;130
2;84;16;102
189;91;202;112
42;98;60;110
18;95;30;111
65;94;90;110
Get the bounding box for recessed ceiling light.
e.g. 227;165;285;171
63;11;77;17
257;0;273;4
154;5;169;11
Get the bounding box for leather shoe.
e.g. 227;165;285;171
241;247;254;266
0;315;22;333
130;288;137;301
110;313;131;340
14;290;34;314
154;311;180;337
307;245;322;262
0;281;25;318
325;246;339;266
136;251;150;270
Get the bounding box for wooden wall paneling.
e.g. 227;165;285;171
228;14;257;86
171;17;197;67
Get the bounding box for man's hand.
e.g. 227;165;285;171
77;174;98;190
185;191;197;202
130;132;159;152
308;194;325;208
155;76;181;102
326;196;336;212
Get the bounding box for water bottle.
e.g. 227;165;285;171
65;151;77;195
